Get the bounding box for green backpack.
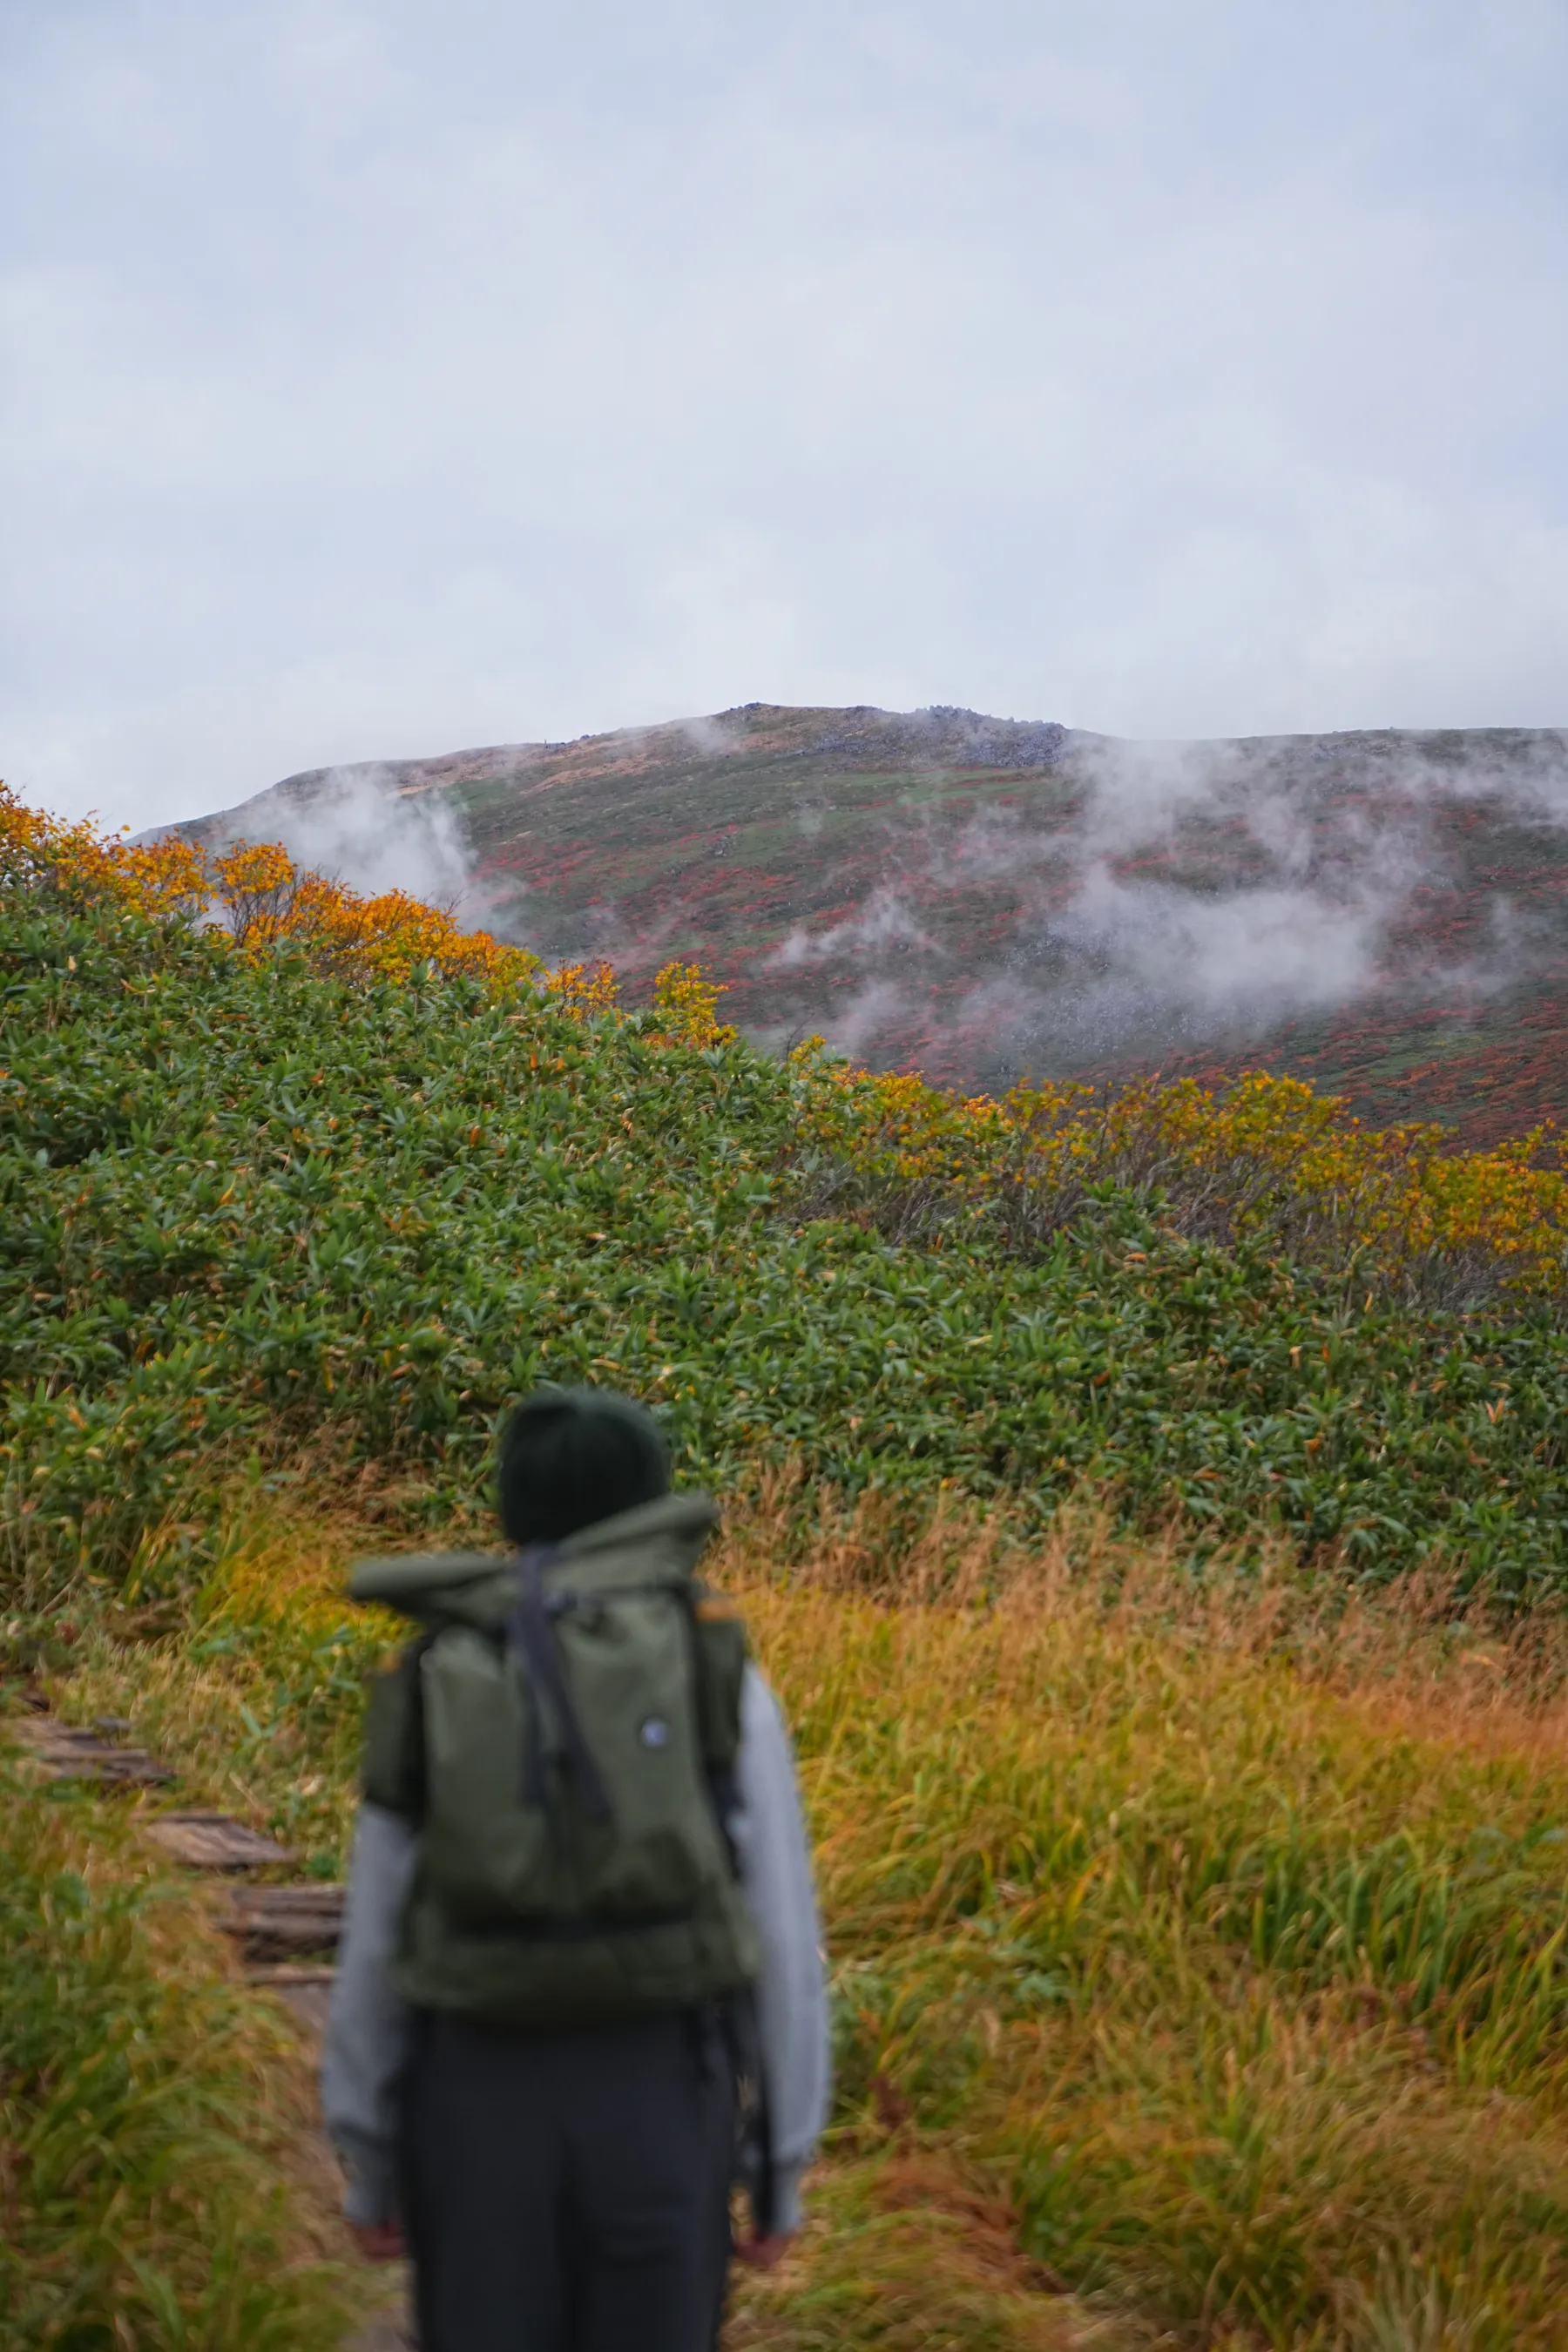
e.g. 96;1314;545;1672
350;1492;760;2028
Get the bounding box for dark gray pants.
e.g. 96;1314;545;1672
400;2010;734;2352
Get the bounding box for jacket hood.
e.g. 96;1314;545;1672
348;1490;720;1630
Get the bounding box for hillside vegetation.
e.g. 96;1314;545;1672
13;787;1568;2347
181;703;1568;1144
8;785;1568;1618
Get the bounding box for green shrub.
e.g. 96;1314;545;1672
7;894;1568;1608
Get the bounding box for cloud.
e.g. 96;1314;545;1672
3;0;1568;832
823;977;910;1061
765;726;1568;1074
196;765;485;913
769;883;933;969
1038;865;1384;1044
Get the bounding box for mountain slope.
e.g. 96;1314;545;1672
24;764;1568;2351
178;703;1568;1144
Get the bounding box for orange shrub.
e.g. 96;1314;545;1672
1;783;543;996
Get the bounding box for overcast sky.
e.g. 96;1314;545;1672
4;0;1567;832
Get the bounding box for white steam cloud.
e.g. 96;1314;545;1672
178;764;491;919
1051;867;1382;1026
254;768;477;909
781;729;1568;1075
769;884;933;970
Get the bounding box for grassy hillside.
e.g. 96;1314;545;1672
16;793;1568;2345
180;705;1568;1146
10;788;1568;1619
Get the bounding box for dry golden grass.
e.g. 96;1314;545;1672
44;1482;1568;2347
727;2147;1131;2350
0;1745;366;2349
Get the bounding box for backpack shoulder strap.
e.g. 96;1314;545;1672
686;1578;748;1783
682;1589;775;2227
508;1543;613;1823
673;1577;749;1881
362;1629;437;1818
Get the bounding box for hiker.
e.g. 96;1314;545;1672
321;1385;830;2352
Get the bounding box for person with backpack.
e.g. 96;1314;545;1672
320;1385;830;2352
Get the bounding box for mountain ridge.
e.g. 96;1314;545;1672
171;702;1568;1146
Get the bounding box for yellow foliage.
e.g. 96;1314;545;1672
1;781;543;996
543;960;621;1017
651;959;737;1049
799;1043;1568;1303
0;785;212;919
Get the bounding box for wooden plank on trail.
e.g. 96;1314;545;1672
143;1811;295;1869
6;1717;176;1786
226;1882;346;1957
343;2316;413;2352
246;1960;339;2034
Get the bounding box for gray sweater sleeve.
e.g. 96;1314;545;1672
318;1667;830;2235
319;1802;418;2227
732;1664;832;2234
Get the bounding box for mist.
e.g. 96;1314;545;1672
147;705;1568;1098
189;765;488;916
777;727;1568;1078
